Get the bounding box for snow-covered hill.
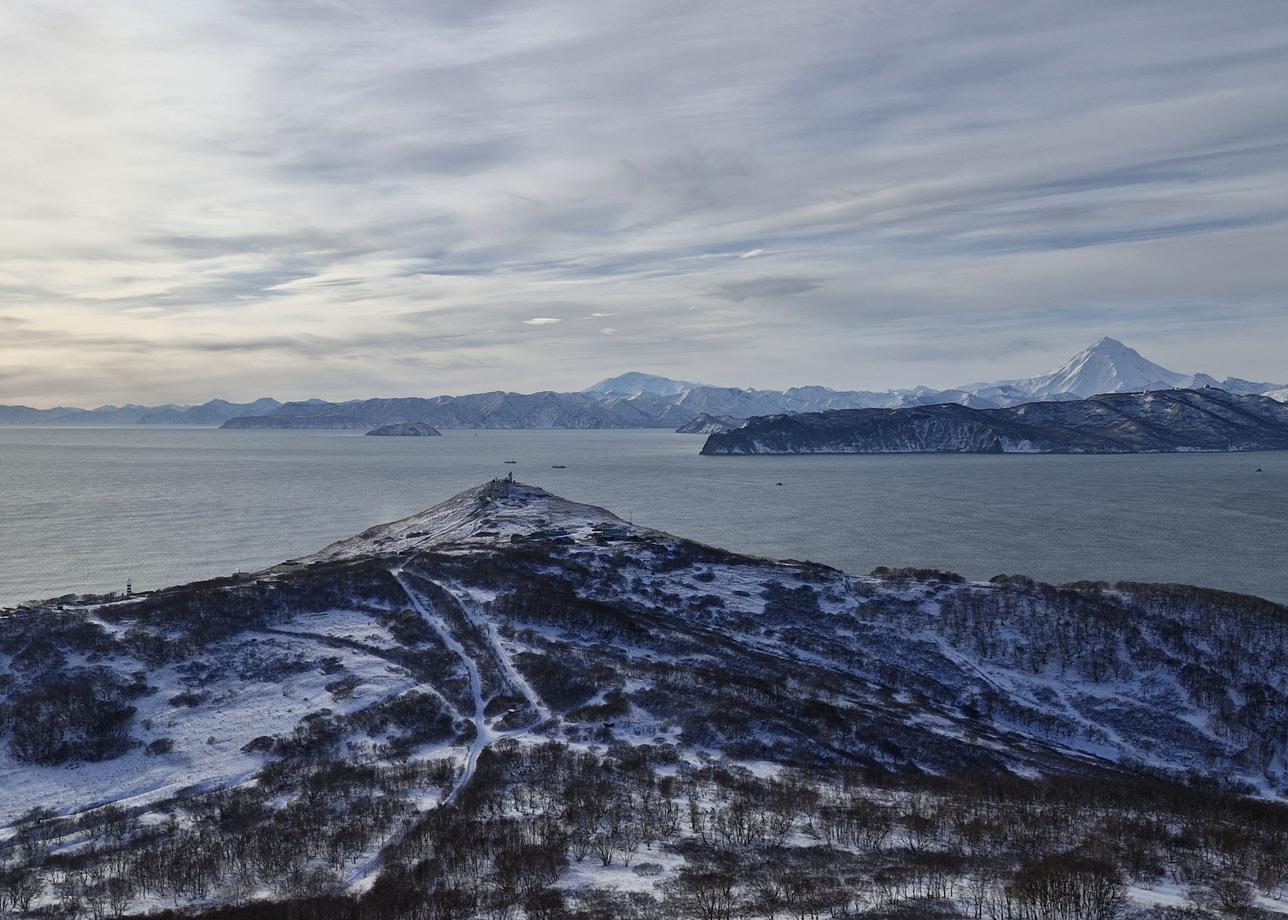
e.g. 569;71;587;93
4;481;1287;915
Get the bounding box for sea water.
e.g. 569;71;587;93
1;426;1284;606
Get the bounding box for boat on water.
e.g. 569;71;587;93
504;460;517;464
551;464;567;469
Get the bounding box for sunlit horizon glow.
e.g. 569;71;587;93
2;1;1287;407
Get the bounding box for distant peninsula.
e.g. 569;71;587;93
701;388;1288;455
365;421;442;437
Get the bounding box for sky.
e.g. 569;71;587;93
2;0;1287;406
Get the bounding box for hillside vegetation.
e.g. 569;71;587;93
2;482;1285;918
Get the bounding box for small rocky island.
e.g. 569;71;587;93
364;421;442;437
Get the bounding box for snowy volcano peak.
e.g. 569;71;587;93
584;371;705;398
310;479;629;561
1019;336;1189;399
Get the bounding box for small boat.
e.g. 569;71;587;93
1255;467;1264;472
551;464;567;469
775;481;783;486
504;460;517;464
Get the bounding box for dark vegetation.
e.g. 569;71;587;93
4;668;149;765
4;742;1287;918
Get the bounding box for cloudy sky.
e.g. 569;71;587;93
3;1;1287;406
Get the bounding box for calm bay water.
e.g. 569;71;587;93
1;426;1285;607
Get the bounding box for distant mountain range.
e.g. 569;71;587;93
221;337;1286;430
0;397;281;426
700;388;1288;455
1;338;1283;428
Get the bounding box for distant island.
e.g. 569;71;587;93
701;388;1288;455
365;421;442;437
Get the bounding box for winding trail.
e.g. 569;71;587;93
446;585;554;729
391;565;487;805
338;560;553;894
390;563;550;806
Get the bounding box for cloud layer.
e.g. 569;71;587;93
2;0;1287;404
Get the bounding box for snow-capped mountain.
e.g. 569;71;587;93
583;371;706;398
1001;336;1188;399
963;337;1284;404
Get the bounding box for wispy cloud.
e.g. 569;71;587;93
1;0;1286;404
712;276;821;302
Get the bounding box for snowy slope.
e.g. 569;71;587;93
307;479;629;561
962;337;1285;404
1012;337;1187;398
8;480;1286;812
4;481;1288;915
0;610;420;825
583;372;704;398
